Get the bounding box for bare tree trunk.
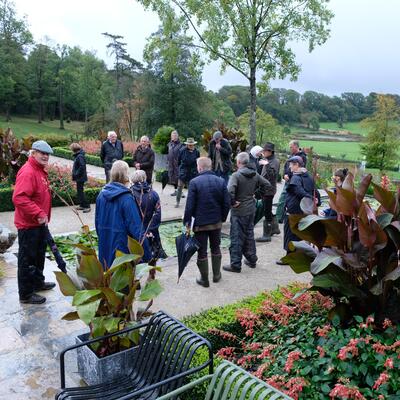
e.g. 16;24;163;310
249;67;257;146
59;82;64;130
5;106;11;122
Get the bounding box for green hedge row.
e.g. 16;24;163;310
53;147;134;167
0;186;102;212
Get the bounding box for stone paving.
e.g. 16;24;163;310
0;157;310;399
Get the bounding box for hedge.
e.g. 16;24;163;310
0;186;102;212
53;147;134;167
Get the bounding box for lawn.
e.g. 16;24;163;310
300;140;362;161
0;115;84;138
319;121;369;135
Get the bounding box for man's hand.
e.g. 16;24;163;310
38;216;48;225
232;201;241;208
259;159;269;166
284;174;289;182
215;143;221;150
185;225;191;235
135;163;141;169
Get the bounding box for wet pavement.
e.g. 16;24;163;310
0;157;310;399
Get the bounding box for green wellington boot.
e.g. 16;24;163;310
256;221;272;242
271;215;281;235
175;186;183;208
196;259;210;287
211;254;222;283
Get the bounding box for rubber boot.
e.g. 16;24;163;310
211;254;222;283
271;215;281;235
196;259;210;287
256;221;272;242
175;186;183;208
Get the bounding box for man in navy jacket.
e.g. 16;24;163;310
183;157;231;287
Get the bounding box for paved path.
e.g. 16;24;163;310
0;155;310;399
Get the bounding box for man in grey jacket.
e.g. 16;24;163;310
223;152;272;273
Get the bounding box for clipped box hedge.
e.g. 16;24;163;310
53;147;134;167
0;186;102;212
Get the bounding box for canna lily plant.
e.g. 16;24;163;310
55;234;163;357
282;172;400;325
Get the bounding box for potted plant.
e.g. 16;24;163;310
282;172;400;325
55;234;163;385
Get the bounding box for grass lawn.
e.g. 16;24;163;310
300;139;362;161
0;115;84;138
319;121;369;135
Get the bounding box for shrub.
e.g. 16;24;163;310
153;126;175;154
209;286;400;399
28;134;71;148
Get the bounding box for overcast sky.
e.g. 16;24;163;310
14;0;400;96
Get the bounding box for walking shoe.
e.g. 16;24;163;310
20;294;46;304
170;191;177;196
222;265;241;273
244;259;256;268
181;194;185;198
35;281;56;291
76;206;86;210
82;207;91;213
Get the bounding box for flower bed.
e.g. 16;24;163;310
205;286;400;400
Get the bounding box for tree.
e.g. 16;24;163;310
237;107;287;150
137;0;333;145
0;0;32;120
361;95;400;172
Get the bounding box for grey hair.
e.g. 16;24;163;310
108;130;117;138
171;130;178;136
236;152;249;165
140;135;150;142
131;169;147;183
197;157;212;171
110;160;130;184
289;139;299;148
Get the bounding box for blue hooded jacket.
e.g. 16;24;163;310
95;182;151;269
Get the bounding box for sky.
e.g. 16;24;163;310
14;0;400;96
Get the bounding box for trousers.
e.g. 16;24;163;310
194;229;221;260
17;225;47;299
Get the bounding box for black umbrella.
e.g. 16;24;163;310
45;226;67;273
161;170;169;191
175;232;200;282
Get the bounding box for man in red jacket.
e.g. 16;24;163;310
13;140;55;304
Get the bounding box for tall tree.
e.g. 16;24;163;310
138;0;333;145
0;0;32;120
361;95;400;172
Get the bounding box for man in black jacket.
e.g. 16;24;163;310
184;157;231;287
100;131;124;182
223;152;271;273
70;143;90;212
208;131;232;185
256;142;280;242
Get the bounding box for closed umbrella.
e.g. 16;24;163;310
161;170;169;191
45;227;67;273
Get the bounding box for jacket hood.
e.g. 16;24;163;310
102;182;131;201
239;166;256;178
73;149;85;157
131;181;151;194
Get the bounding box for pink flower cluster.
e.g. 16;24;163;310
329;383;366;399
372;372;390;390
337;338;361;360
78;139;138;155
236;308;261;337
216;347;236;360
284;350;302;373
265;375;308;400
207;328;239;343
316;324;331;337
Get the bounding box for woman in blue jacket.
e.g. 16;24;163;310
95;160;151;269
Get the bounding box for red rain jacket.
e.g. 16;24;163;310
12;157;52;229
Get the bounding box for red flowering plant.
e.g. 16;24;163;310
281;172;400;325
210;286;400;399
78;139;138;156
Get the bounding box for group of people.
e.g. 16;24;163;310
12;129;327;304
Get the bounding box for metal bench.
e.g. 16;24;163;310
56;310;213;399
156;360;293;400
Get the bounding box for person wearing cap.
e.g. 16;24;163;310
100;131;124;183
208;131;232;185
275;140;307;224
223;152;272;273
256;142;280;242
12;140;56;304
276;155;320;265
175;138;200;208
132;135;155;184
167;130;183;196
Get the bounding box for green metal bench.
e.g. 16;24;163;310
156;360;293;400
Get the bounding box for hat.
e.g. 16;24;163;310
31;140;53;154
213;130;223;140
184;138;197;145
263;142;275;152
287;155;304;166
